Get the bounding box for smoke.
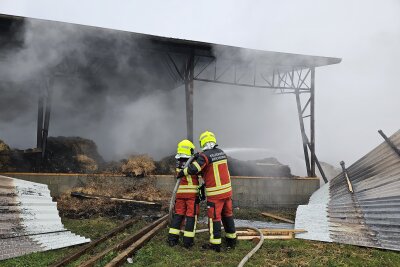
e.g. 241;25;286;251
0;18;186;160
1;0;399;176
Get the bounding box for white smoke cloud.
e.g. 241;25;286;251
0;0;399;176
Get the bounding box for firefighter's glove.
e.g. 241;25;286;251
176;170;184;179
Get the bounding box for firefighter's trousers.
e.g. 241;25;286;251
207;197;236;246
168;198;199;246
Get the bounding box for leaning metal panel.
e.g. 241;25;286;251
295;130;400;251
0;175;90;261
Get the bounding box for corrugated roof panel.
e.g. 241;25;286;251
0;175;90;261
295;130;400;251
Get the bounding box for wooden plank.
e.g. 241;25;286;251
50;218;138;267
71;192;158;205
105;219;168;267
264;234;293;240
80;215;168;267
238;236;261;240
237;229;306;236
238;234;293;240
261;212;295;224
260;229;305;233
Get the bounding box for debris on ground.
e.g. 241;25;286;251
57;175;169;218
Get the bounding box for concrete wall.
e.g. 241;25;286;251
1;173;319;208
1;173;91;197
155;175;319;208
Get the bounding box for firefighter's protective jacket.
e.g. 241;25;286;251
176;170;200;198
178;146;232;200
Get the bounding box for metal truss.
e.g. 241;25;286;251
164;53;313;92
164;52;327;181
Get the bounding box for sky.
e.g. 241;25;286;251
0;0;399;175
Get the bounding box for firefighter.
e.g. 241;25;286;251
177;131;236;252
168;139;202;248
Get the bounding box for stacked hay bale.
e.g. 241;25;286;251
45;136;103;173
0;139;11;171
121;155;156;177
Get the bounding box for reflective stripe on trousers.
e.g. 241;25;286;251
209;218;222;245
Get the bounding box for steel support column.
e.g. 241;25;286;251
184;52;194;141
41;77;53;160
310;68;316;176
295;87;312;177
36;90;44;149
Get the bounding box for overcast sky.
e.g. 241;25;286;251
0;0;399;175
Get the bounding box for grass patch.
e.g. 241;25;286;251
128;228;400;267
0;217;126;267
1;215;400;267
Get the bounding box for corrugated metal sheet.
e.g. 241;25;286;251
295;129;400;251
0;175;90;261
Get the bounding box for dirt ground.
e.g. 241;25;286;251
57;175;169;218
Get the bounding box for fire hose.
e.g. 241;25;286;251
168;156;264;266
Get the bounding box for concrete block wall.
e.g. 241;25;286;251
1;173;90;197
1;173;320;208
155;175;320;208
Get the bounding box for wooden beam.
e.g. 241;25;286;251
80;215;168;267
105;219;168;267
237;229;306;236
71;192;158;206
238;234;293;240
261;212;295;224
49;218;138;267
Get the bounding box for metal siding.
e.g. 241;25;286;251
296;130;400;251
0;175;90;261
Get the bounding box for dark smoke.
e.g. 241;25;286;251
0;18;186;160
0;17;320;175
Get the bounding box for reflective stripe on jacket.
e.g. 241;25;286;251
176;168;199;198
184;147;232;200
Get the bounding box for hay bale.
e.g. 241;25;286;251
154;155;175;175
102;160;124;174
121;155;156;177
74;154;98;172
0;139;10;152
0;139;11;171
45;136;104;173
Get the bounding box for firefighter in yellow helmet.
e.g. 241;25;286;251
167;139;203;248
177;131;236;252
